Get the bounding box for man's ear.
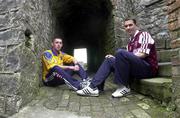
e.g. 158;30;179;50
51;43;53;47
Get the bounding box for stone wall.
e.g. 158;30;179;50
0;0;54;116
168;0;180;116
112;0;170;50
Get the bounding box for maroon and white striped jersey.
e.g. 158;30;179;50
127;30;158;75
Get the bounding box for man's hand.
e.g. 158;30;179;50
68;65;80;71
105;54;115;58
134;52;147;58
74;65;80;71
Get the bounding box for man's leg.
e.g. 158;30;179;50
76;58;115;96
114;49;153;87
112;49;153;97
75;63;88;80
90;57;115;88
50;66;82;90
44;68;64;87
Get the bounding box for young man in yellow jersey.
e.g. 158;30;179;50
42;38;89;90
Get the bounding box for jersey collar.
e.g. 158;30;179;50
130;30;139;41
51;48;60;56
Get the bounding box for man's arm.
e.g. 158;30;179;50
134;32;154;59
63;54;80;71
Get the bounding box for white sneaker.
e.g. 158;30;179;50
76;86;99;97
112;87;130;98
80;79;91;89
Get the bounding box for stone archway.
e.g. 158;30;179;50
51;0;114;72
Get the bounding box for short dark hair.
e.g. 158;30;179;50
124;17;137;25
52;37;63;42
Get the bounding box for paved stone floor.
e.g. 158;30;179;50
10;79;175;118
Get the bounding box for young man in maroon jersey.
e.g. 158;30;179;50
76;17;158;97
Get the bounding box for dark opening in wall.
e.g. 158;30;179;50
51;0;113;72
25;29;34;51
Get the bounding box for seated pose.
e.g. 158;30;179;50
42;37;89;90
76;17;158;97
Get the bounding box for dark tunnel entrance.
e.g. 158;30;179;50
51;0;113;72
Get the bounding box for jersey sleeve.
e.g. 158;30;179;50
62;53;75;64
42;51;57;70
138;32;155;55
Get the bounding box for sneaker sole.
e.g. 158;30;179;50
112;92;131;98
77;93;99;97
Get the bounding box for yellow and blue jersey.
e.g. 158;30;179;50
42;49;74;81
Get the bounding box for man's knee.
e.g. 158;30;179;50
51;66;62;71
115;49;129;57
105;57;115;63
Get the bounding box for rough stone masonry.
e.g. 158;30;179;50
0;0;54;116
0;0;179;117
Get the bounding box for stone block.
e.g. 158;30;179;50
166;39;172;49
0;46;6;55
172;56;180;66
0;30;13;41
0;14;9;28
0;95;5;114
0;56;4;71
4;56;20;72
158;62;172;77
131;109;151;118
5;95;22;115
131;78;172;103
171;38;180;48
168;0;176;5
0;28;24;45
172;66;180;76
168;20;179;31
168;0;180;13
0;0;19;12
4;44;21;72
169;31;178;41
157;49;173;62
155;38;166;49
168;10;177;23
0;73;20;95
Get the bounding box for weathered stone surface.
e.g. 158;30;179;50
158;62;172;77
172;56;180;66
0;0;177;117
9;81;175;118
168;0;180;13
0;73;20;95
0;46;5;55
168;0;180;115
171;38;180;48
157;49;173;62
5;95;22;115
172;66;180;76
0;56;4;71
0;95;5;114
132;78;172;103
0;0;54;116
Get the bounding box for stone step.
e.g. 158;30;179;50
158;62;172;77
131;77;172;103
157;49;172;62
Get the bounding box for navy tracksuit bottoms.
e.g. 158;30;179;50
90;49;154;88
44;63;87;89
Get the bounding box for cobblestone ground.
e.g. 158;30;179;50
10;79;175;118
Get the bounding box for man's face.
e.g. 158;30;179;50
124;20;137;36
52;38;63;51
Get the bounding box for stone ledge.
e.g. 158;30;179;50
131;78;172;103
